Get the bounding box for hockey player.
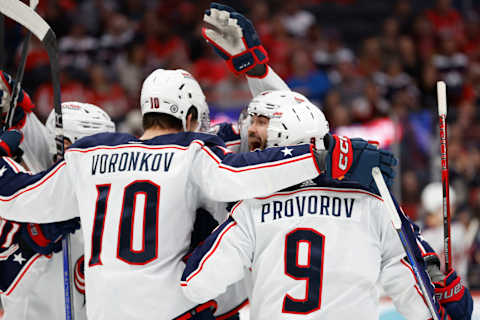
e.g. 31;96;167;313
0;74;115;319
197;7;472;318
0;68;331;319
181;91;473;320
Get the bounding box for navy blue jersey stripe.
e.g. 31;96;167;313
181;216;236;282
0;159;65;198
205;144;312;168
69;132;227;150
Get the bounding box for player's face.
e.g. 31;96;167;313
248;115;269;151
64;138;72;149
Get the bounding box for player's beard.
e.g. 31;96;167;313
248;133;265;151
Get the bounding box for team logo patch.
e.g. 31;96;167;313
170;104;179;113
74;255;85;295
181;72;194;80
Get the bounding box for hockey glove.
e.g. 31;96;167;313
20;218;81;255
202;3;268;75
425;255;473;320
0;129;23;158
0;70;35;129
318;134;397;192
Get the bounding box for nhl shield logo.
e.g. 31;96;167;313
170;104;179;113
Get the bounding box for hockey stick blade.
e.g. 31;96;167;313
4;0;39;130
0;0;65;157
372;167;440;320
0;0;48;42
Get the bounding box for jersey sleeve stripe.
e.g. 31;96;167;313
400;258;431;310
255;187;383;201
67;144;189;153
3;157;21;173
0;161;66;201
229;201;244;217
181;217;237;284
199;143;316;173
225;140;241;147
1;223;19;248
3;253;42;296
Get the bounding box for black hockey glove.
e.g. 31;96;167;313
20;218;81;255
0;129;23;160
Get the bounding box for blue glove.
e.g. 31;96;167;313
202;3;268;75
0;129;23;158
425;254;473;320
323;134;397;192
20;218;81;255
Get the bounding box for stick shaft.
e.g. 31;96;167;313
4;32;31;130
439;114;452;272
437;81;452;273
372;167;440;320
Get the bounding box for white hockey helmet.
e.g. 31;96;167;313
247;90;330;150
140;69;209;132
46;101;115;153
421;182;456;214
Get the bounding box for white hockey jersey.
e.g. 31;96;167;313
181;178;434;320
0;131;321;319
0;113;86;320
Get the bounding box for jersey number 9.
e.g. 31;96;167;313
282;228;325;314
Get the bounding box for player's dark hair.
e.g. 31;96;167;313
142;106;198;131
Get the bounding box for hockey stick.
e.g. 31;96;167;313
0;14;4;69
0;1;73;320
372;167;440;320
2;0;38;131
436;81;452;273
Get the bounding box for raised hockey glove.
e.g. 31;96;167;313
0;129;23;158
320;134;397;192
425;255;473;320
0;70;35;129
20;218;81;255
202;2;269;75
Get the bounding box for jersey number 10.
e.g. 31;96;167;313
89;180;160;266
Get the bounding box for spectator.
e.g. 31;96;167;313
281;3;316;38
59;21;98;71
425;0;465;42
98;13;135;68
114;42;148;102
432;35;468;103
34;69;93;121
89;64;129;123
351;80;390;123
287;49;331;104
420;182;469;282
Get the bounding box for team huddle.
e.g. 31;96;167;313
0;3;473;320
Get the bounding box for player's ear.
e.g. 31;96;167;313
185;107;199;132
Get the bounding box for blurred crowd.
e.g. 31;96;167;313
2;0;480;288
